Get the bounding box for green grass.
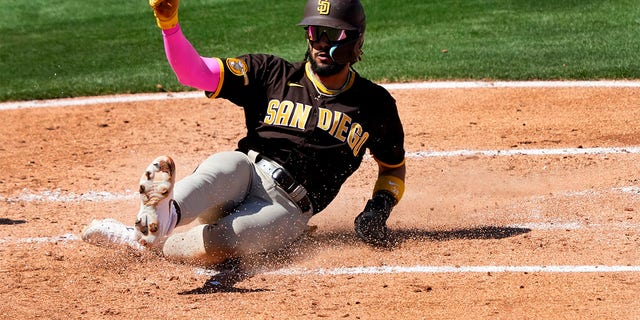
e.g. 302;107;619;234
1;0;640;102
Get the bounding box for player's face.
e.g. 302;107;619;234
306;26;349;76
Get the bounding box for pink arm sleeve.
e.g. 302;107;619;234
162;24;221;92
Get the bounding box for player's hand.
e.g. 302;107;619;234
354;192;395;247
149;0;180;30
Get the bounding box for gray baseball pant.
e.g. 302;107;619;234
161;150;312;266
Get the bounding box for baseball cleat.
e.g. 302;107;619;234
135;155;178;247
81;218;144;250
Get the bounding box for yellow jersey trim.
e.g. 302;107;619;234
206;58;225;99
305;62;355;96
374;155;406;169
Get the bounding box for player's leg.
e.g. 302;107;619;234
172;150;254;226
83;151;254;249
162;161;312;266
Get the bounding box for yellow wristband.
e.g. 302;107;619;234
155;11;179;29
373;175;405;203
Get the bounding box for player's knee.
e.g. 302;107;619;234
198;151;251;175
163;226;230;266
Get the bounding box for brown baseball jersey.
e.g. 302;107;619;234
206;54;405;213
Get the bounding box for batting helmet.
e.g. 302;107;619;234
298;0;366;64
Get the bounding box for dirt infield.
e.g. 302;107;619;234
1;84;639;319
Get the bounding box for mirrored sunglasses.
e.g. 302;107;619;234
306;25;348;42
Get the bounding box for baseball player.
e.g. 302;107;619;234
83;0;406;266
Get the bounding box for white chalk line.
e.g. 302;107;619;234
3;80;640;110
383;80;640;90
0;233;79;245
262;265;640;275
0;91;202;111
410;146;640;158
193;265;640;276
0;189;135;203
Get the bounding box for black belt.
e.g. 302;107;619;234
255;156;313;215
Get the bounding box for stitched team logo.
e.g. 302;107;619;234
226;58;248;76
317;0;330;15
226;58;249;85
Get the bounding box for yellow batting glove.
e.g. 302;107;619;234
149;0;180;30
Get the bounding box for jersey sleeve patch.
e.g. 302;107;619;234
226;58;249;86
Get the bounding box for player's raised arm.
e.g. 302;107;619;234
148;0;222;92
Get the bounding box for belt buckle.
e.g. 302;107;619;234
272;167;296;193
